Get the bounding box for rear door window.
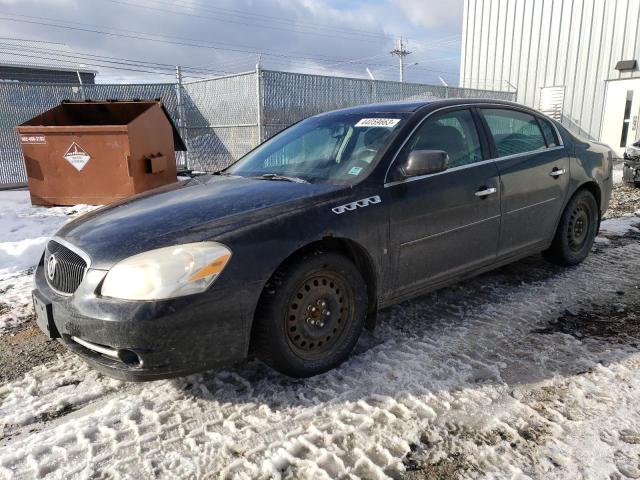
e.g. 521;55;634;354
482;108;547;157
539;118;560;147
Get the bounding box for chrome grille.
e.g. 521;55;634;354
45;240;88;294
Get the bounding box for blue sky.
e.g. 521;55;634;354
0;0;464;84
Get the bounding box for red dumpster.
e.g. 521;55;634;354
17;100;186;206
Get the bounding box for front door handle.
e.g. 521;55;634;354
475;187;497;198
549;168;567;178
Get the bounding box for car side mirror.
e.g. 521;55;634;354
397;150;449;179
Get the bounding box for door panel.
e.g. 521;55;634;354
386;107;500;295
389;162;501;291
495;148;569;255
480;108;570;256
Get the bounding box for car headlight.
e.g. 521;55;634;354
101;242;232;300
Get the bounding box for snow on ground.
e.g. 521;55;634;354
0;191;639;479
599;212;640;236
0;191;96;275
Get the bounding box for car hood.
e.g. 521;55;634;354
55;175;344;268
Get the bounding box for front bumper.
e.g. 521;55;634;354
33;256;262;381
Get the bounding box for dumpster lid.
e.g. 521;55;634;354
20;99;187;151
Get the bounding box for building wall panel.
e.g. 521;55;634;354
461;0;640;141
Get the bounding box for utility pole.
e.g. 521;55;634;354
390;37;411;83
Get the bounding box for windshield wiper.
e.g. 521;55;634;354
258;173;309;184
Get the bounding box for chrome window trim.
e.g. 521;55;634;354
383;102;565;187
45;236;92;296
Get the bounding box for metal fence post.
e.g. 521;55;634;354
256;64;264;145
175;65;188;170
76;70;86;100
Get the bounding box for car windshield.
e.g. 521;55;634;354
226;113;407;184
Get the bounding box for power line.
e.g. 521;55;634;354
0;14;373;64
0;50;206;77
103;0;392;44
0;14;461;76
0;43;220;74
138;0;464;53
124;0;396;40
0;42;233;75
0;38;227;72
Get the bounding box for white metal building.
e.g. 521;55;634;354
460;0;640;156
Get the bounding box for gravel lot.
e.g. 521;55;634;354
604;182;640;219
0;183;639;479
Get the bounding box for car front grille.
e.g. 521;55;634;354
45;240;88;294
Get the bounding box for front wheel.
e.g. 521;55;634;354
543;189;599;266
252;252;368;378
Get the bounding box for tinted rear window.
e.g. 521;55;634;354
539;118;560;147
482;108;547;157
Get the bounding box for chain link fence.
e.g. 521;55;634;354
259;70;516;142
0;70;516;185
182;72;259;172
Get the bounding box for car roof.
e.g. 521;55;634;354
320;98;526;116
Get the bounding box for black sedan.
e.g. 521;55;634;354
33;99;614;381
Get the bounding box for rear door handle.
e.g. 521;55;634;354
475;187;497;198
549;168;566;177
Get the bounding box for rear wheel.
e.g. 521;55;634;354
543;189;598;266
252;252;367;378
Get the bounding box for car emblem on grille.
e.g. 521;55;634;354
47;254;57;281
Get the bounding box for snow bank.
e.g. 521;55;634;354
0;191;96;275
0;191;98;332
599;210;640;236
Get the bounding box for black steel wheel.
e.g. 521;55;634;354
285;271;355;361
567;203;590;252
544;189;598;266
252;251;367;378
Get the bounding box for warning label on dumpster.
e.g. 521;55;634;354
63;142;91;171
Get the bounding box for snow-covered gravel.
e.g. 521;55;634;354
606;183;640;219
0;190;639;479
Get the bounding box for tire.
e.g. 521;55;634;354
252;251;368;378
543;189;599;266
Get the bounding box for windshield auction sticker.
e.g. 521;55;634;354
355;118;400;128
